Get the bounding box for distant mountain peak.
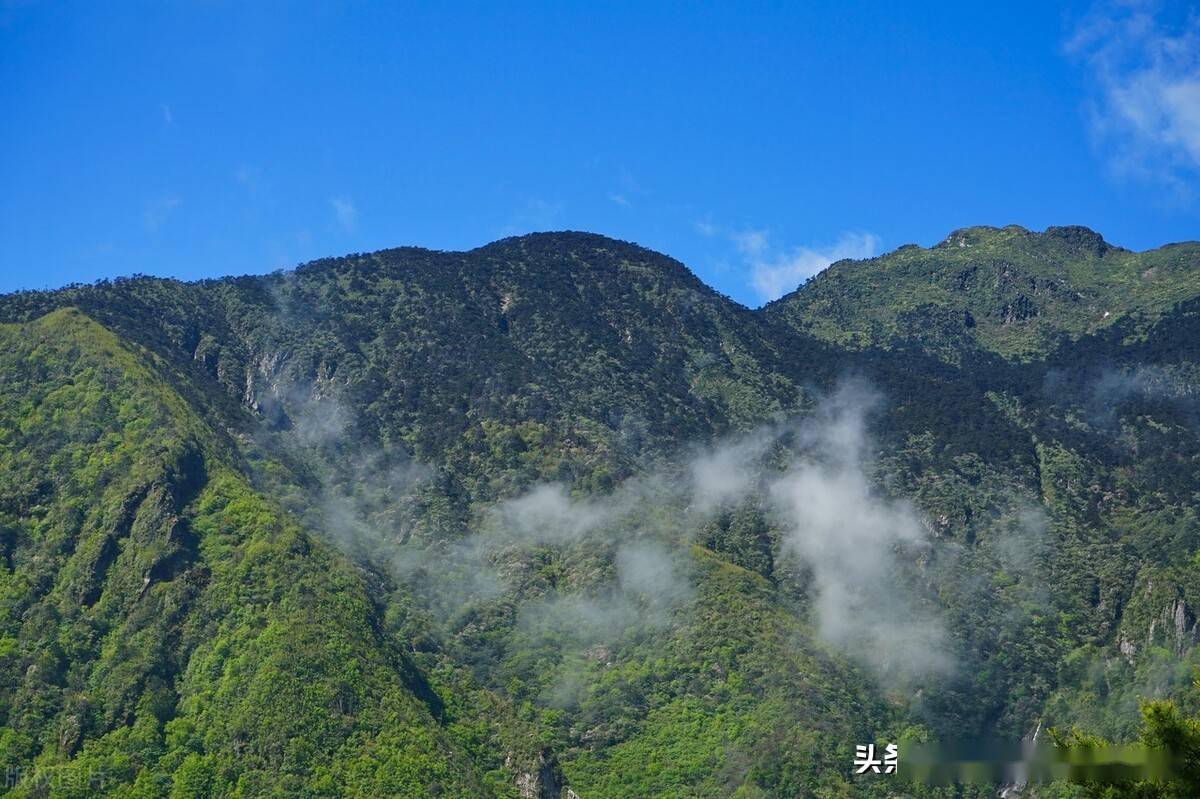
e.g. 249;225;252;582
932;224;1117;256
1042;225;1115;256
934;225;1031;250
768;224;1200;359
472;229;648;254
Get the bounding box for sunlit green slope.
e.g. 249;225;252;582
766;225;1200;359
0;227;1199;797
0;309;493;797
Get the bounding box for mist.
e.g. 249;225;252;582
765;382;952;683
266;373;996;692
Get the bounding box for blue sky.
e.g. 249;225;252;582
1;1;1198;306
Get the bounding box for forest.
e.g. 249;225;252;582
1;227;1199;797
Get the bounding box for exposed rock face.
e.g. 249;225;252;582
1119;634;1136;664
1000;294;1037;325
1147;597;1198;655
507;749;572;799
1044;225;1113;257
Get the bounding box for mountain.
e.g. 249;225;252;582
0;228;1199;797
766;224;1200;360
0;309;504;797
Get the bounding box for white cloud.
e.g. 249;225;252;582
1068;1;1200;187
767;382;952;683
748;231;880;302
499;197;564;236
606;167;641;208
143;195;181;231
688;428;775;514
330;196;358;233
694;220;879;302
160;104;173;127
732;228;770;258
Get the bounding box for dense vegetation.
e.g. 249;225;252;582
0;227;1198;797
766;225;1200;361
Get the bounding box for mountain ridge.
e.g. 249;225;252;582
1;227;1200;797
766;224;1200;359
9;223;1195;313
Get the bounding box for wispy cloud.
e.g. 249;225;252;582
732;228;770;259
607;167;642;208
746;230;879;302
693;219;878;302
1068;1;1200;190
767;381;952;683
330;196;358;233
499;197;564;236
143;195;181;231
160;104;173;128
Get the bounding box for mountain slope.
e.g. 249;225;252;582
0;309;501;796
765;224;1200;360
0;233;825;494
1;229;1199;797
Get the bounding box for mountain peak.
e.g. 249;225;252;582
932;224;1117;256
1042;224;1114;256
768;223;1200;358
934;225;1031;250
472;230;651;256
